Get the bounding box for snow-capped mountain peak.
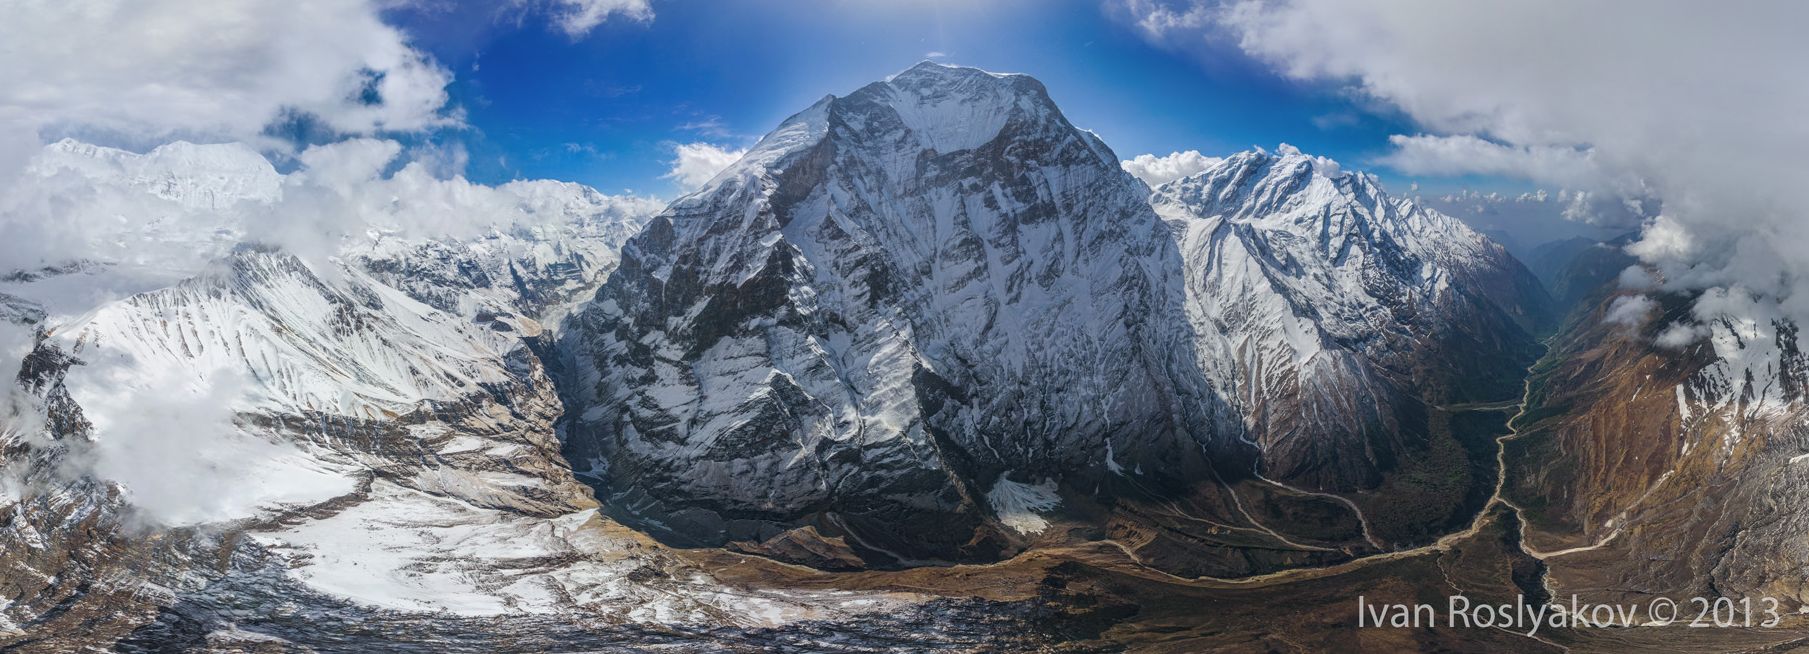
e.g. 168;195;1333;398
1153;145;1551;498
560;62;1238;566
33;138;282;210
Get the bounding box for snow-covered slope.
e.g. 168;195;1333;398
31;138;284;212
559;61;1246;566
1;248;910;641
0;138;935;646
1154;148;1553;493
6;138;657;331
57;252;512;423
352;179;655;331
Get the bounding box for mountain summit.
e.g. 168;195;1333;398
558;63;1552;572
559;61;1242;566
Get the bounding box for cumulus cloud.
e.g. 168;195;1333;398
257;138;667;267
70;363;343;527
1654;322;1708;349
1120;0;1213;38
1122;150;1224;187
0;0;457;185
1604;294;1657;327
542;0;654;37
1618;265;1658;291
664;142;747;191
1122;0;1809;332
1381;136;1652;228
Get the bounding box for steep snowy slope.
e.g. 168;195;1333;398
1153;150;1554;542
31;138;284;212
2;250;917;647
559;62;1253;567
353;179;656;332
0;140;930;647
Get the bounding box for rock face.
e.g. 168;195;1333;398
559;62;1245;565
1524;233;1640;312
1506;289;1809;610
1154;151;1554;543
558;63;1553;568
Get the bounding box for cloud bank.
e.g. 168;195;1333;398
0;136;666;524
1379;135;1599;189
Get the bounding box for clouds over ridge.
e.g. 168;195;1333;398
664;142;748;191
1122;150;1224;187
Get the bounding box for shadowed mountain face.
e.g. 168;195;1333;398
556;63;1554;571
1152;151;1554;549
1525;233;1640;312
556;62;1250;567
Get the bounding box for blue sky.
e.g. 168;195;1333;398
373;0;1622;250
389;1;1434;195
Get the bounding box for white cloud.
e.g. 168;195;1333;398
677;116;734;138
1122;0;1809;327
1120;0;1212;38
664;142;747;191
1654;322;1707;349
1379;135;1600;186
0;136;667;522
0;0;456;185
70;363;356;527
1382;135;1651;228
1121;150;1224;187
1618;265;1658;291
1;137;664;275
544;0;654;37
1604;294;1656;327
